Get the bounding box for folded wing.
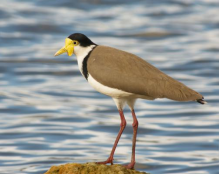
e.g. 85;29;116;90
88;46;203;102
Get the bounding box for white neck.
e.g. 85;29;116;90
74;45;96;74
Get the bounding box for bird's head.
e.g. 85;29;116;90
54;33;96;57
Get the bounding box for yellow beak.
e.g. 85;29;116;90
54;38;74;57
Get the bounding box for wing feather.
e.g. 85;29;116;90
87;46;203;101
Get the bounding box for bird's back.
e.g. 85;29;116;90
87;46;203;102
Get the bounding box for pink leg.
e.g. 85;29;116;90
125;110;138;169
96;110;126;165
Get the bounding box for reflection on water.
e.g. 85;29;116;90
0;0;219;174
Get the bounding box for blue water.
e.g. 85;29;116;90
0;0;219;174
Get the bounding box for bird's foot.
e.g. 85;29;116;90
96;158;113;165
123;162;135;169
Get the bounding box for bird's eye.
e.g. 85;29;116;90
73;41;78;45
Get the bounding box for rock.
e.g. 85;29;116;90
45;162;147;174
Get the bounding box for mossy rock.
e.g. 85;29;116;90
45;162;147;174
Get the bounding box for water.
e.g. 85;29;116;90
0;0;219;174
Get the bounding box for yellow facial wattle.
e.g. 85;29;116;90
54;38;74;57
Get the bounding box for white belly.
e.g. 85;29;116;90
87;74;135;99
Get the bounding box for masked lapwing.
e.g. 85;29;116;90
54;33;206;169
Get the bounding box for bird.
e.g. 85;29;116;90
54;33;206;169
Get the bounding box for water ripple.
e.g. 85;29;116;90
0;0;218;174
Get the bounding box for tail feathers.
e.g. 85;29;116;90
197;97;207;104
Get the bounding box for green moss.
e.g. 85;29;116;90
45;162;148;174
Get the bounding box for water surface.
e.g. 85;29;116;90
0;0;219;174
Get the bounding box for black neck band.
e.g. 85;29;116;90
82;46;97;80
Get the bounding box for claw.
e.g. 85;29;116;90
96;158;113;165
123;162;135;169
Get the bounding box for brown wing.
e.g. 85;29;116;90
87;46;203;101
